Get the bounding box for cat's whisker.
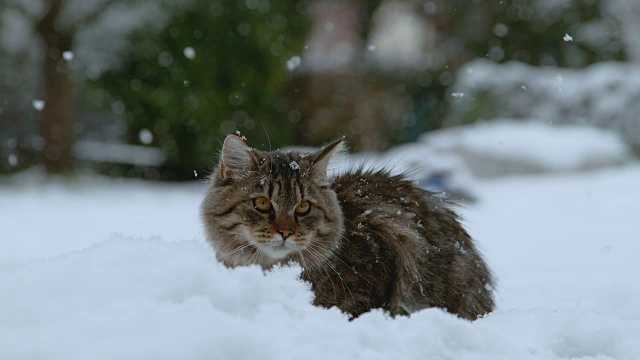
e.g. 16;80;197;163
300;248;337;297
303;247;340;301
247;246;261;265
298;249;340;298
305;244;355;302
260;121;272;153
297;251;307;268
310;241;371;285
220;242;252;258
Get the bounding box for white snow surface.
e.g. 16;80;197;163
449;60;640;150
418;120;631;178
2;150;640;358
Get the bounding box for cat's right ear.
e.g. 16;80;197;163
220;134;256;180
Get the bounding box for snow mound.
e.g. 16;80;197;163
419;120;631;178
334;121;630;191
449;60;640;152
2;233;639;360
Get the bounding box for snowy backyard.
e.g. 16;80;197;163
3;0;640;358
2;123;639;360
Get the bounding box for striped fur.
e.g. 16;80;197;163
201;135;494;320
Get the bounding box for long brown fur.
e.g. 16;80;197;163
201;134;494;320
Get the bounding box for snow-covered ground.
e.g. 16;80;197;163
448;60;640;150
2;127;639;359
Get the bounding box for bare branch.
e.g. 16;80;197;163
36;0;65;42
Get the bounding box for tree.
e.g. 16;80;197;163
93;0;309;179
0;0;178;174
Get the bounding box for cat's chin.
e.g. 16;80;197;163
259;242;297;260
254;235;303;260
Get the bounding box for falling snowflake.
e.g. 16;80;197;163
286;56;301;71
563;33;573;42
183;47;196;60
62;51;74;61
139;129;153;145
8;153;17;166
32;100;45;111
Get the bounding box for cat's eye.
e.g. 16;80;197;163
295;201;311;216
253;197;272;213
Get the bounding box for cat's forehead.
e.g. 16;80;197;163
246;150;310;199
257;150;310;176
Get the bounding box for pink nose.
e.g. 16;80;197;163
277;229;293;240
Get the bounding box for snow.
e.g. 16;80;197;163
31;100;45;111
339;121;630;205
183;46;196;60
138;128;154;145
62;51;74;61
74;140;165;166
419;120;632;177
449;60;640;150
286;55;301;71
8;153;18;167
2;129;640;359
563;33;573;42
605;0;640;62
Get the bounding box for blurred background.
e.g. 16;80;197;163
3;2;640;354
1;0;639;181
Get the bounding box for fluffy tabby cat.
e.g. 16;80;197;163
201;134;495;320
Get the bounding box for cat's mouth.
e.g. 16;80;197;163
242;229;301;261
259;238;300;260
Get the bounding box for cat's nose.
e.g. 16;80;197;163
277;229;293;241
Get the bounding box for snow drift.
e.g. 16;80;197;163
2;127;640;359
2;230;639;360
448;60;640;152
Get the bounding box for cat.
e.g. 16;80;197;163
201;134;495;320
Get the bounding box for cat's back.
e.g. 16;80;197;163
325;168;494;319
331;168;445;237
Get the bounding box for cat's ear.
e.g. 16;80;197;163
308;137;345;178
220;134;256;179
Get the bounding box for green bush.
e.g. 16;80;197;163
92;0;309;179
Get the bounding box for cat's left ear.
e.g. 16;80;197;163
308;137;345;179
220;134;257;180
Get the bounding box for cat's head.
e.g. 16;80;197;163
201;134;344;269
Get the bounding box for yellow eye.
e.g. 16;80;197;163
253;197;272;213
295;201;311;216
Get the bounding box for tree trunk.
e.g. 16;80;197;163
36;0;75;174
40;50;75;173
